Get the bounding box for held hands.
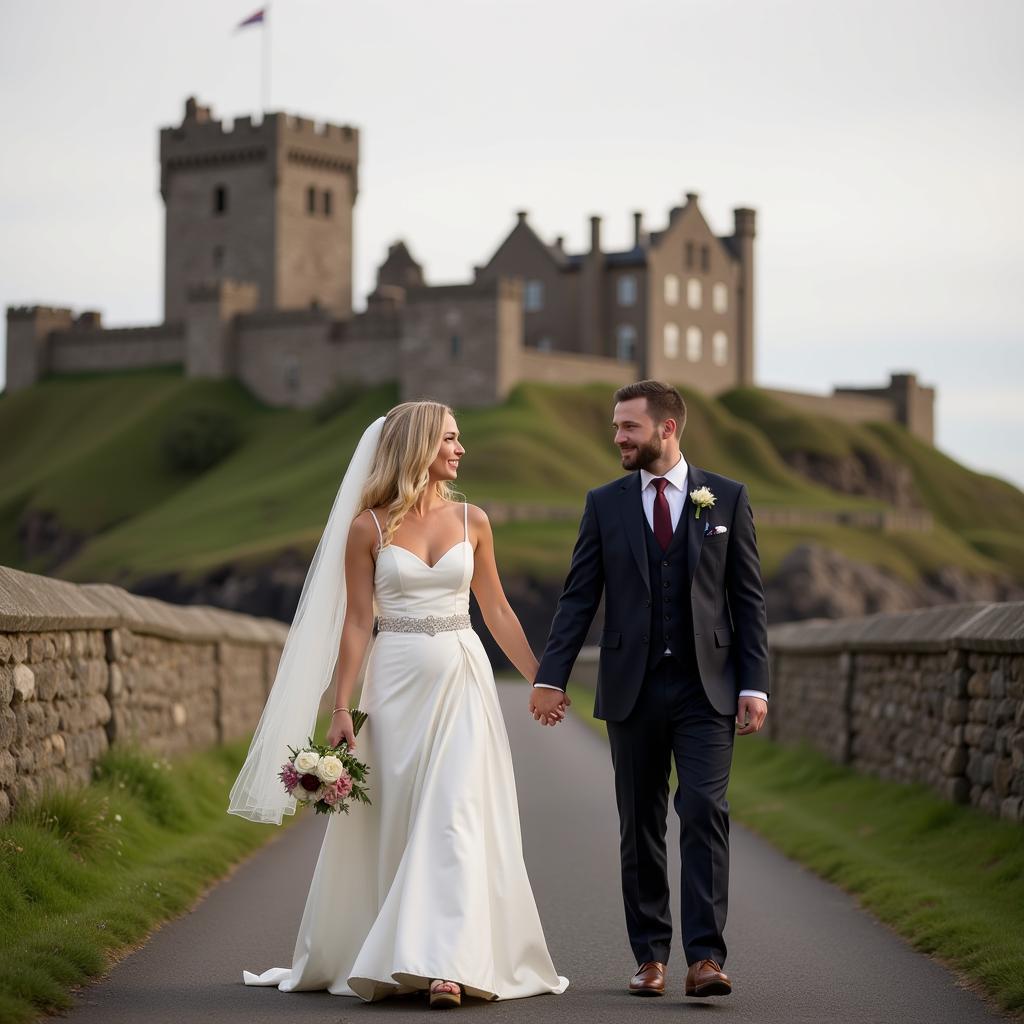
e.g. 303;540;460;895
325;709;357;750
736;696;768;736
529;686;571;726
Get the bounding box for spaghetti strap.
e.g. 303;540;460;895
463;501;469;542
368;509;384;550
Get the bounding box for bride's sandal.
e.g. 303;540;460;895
429;979;462;1009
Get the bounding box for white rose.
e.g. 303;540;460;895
690;486;716;507
317;755;345;783
292;784;316;802
294;750;321;774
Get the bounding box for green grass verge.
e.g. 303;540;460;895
0;721;330;1024
566;684;1024;1015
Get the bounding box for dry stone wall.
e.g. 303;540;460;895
0;566;288;823
768;601;1024;822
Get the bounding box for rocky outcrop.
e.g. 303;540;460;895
765;543;1024;624
17;508;87;575
782;448;921;508
132;557;595;673
132;548;311;622
130;541;1024;660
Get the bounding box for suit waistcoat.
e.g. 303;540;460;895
644;509;698;672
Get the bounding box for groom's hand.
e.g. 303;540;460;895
529;686;571;726
736;696;768;736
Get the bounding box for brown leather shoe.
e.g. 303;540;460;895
628;961;666;996
684;958;731;997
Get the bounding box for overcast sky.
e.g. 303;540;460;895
2;0;1022;487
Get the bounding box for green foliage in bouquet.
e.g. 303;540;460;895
280;709;371;816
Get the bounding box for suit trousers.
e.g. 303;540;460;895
606;652;735;967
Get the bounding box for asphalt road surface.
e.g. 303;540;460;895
63;682;1006;1024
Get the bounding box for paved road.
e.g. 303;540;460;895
64;683;1006;1024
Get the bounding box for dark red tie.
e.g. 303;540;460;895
653;478;673;551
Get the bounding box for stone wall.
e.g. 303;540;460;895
767;601;1024;821
0;566;289;823
564;601;1023;821
49;323;186;374
517;346;637;387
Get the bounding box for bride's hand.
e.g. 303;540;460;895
326;710;357;751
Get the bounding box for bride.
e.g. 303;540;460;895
228;401;570;1007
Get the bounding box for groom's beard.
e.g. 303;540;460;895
619;432;662;471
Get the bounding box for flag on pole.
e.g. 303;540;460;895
236;8;266;30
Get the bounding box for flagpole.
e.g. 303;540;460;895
262;4;271;114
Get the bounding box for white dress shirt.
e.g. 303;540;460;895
537;452;768;706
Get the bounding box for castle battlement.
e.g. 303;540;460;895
160;97;358;158
6;304;72;320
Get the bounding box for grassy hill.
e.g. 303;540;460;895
1;370;1021;589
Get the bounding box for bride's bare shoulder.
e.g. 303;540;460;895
351;508;384;543
465;503;492;533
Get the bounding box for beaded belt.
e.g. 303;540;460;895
376;613;472;636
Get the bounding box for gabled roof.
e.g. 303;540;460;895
481;216;567;275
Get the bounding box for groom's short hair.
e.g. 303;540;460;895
614;380;687;435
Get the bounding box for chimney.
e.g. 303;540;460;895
581;216;604;357
685;191;699;205
732;207;757;387
516;210;528;225
633;211;643;248
554;235;564;250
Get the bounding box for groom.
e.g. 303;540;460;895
530;380;770;998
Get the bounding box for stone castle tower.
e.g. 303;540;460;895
160;96;358;321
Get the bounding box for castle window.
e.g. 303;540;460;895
663;322;680;359
685;241;694;268
536;336;553;352
451;335;462;360
213;185;228;215
617;275;637;307
524;280;544;312
712;330;729;365
616;325;637;362
687;326;703;361
212;245;225;269
687;278;702;310
307;186;317;215
323;190;332;217
713;283;728;314
664;274;679;306
701;245;710;272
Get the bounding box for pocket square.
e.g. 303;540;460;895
704;524;728;537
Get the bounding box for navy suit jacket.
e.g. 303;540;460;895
535;465;770;721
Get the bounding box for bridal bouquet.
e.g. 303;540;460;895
278;710;371;815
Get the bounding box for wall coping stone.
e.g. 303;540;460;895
768;601;1024;654
0;565;288;645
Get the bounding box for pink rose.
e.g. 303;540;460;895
322;785;340;806
336;772;353;798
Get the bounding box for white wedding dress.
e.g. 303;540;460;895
242;503;569;1001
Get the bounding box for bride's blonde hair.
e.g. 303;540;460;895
359;401;461;549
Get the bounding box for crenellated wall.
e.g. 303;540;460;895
0;566;290;823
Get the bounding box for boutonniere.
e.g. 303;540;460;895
689;485;716;520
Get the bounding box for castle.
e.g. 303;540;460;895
5;97;934;442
